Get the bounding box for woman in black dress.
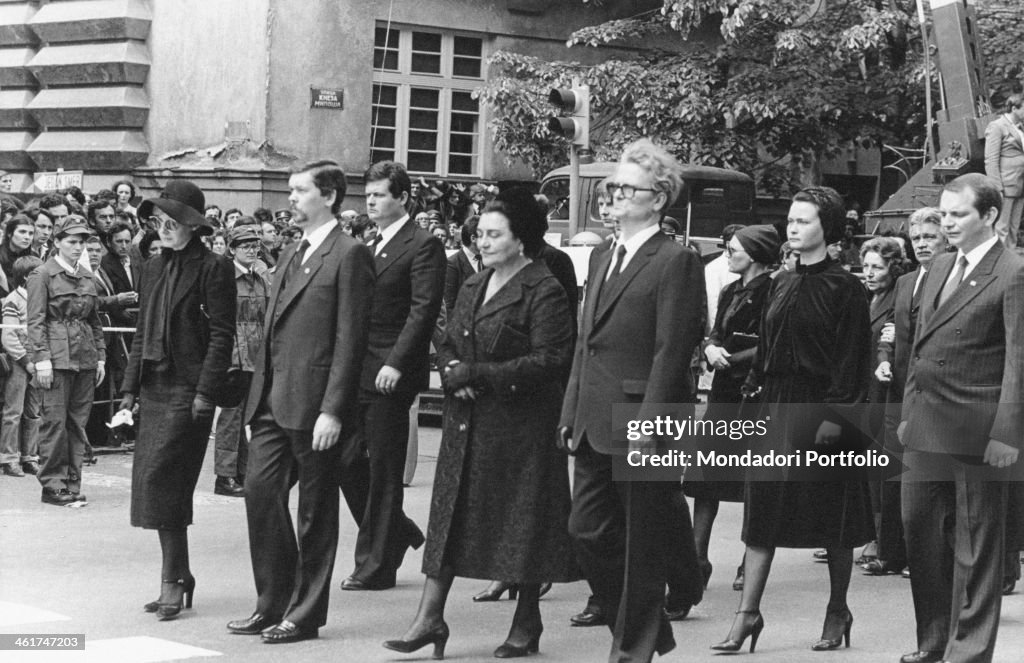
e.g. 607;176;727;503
712;187;874;654
688;224;779;590
119;181;235;621
384;188;576;659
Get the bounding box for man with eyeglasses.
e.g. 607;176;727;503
559;139;706;662
212;225;270;498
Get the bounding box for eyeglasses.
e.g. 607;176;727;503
235;242;259;251
148;216;179;232
605;183;659;200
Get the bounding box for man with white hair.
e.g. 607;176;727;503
559;138;706;662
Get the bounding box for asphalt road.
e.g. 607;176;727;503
1;421;1023;663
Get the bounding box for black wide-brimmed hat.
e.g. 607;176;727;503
137;180;213;235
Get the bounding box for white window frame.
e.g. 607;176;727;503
371;24;486;177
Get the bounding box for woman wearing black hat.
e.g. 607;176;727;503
712;187;874;654
26;215;105;505
119;180;236;621
687;224;780;592
384;188;576;659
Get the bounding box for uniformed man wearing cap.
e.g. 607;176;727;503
274;209;292;226
26;214;106;505
212;225;270;497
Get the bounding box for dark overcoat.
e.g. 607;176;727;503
422;260;578;583
123;237;236;529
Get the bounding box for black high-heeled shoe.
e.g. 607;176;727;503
811;607;852;651
711;610;764;653
144;574;195;613
473;581;518;602
538;582;552;599
494;633;541;658
155;577;195;621
382;621;450;660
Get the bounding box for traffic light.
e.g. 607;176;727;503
547;85;589;149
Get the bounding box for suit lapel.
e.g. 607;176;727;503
593;233;664;326
869;287;894;328
916;243;1003;347
375;221;414;276
584;246;614;330
276;228;336;316
169;251;202;314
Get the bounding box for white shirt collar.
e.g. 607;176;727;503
234;259;254;275
957;234;999;278
608;224;661;277
375;214;410;254
298;219;338;263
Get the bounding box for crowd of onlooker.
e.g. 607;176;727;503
0;174;498;482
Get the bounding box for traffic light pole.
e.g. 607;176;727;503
547;79;589;242
569;143;580;239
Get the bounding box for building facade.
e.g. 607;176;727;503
0;0;670;210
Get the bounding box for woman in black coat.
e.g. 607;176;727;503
713;187;874;654
687;224;778;591
119;181;235;621
385;188;576;659
859;236;910;575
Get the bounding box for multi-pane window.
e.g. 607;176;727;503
371;24;484;176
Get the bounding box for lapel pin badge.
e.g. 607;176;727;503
969;280;976;286
304;268;310;274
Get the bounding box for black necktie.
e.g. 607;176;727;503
607;245;627;281
282;239;310;289
473;254;483;271
597;245;627;309
937;255;967;308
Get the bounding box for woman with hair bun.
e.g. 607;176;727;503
713;186;874;654
384;187;576;659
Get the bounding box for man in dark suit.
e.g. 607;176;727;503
444;216;480;314
984;94;1024;247
899;173;1024;663
558;139;706;662
340;161;446;592
100;223;139;325
228;160;374;644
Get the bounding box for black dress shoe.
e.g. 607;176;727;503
1002;578;1016;595
227;612;280;635
570;607;605;627
862;559;905;576
261;620;318;644
899;650;944;663
21;461;39;475
41;488;75;505
215;476;245;497
341;576;394;591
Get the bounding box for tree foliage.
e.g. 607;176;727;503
475;0;1023;194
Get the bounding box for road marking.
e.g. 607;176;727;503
0;601;70;626
5;636;221;663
